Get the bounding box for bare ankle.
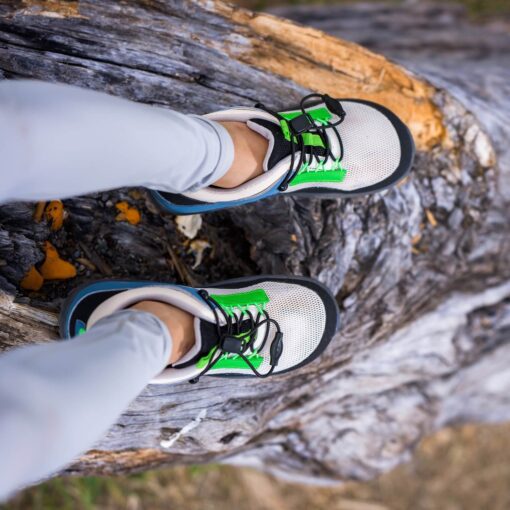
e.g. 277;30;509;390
214;121;268;188
130;300;195;365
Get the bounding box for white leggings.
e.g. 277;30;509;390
0;80;234;500
0;80;233;202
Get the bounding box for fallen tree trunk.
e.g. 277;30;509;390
0;0;509;483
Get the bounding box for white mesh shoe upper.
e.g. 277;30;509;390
282;100;402;193
202;280;328;375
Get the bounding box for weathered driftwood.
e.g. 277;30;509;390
0;0;509;483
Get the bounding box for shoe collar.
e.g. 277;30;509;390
87;286;215;329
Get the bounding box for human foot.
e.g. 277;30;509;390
213;121;266;189
151;93;415;215
60;276;340;384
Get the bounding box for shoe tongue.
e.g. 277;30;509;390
247;118;328;172
173;317;256;369
247;118;292;171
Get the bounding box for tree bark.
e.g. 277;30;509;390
0;0;509;483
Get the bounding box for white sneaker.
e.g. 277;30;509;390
60;275;340;384
151;93;415;214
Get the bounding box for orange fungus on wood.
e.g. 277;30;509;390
45;200;65;231
40;242;77;280
20;266;44;291
115;201;141;225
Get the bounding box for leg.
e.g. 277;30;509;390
0;80;240;203
0;276;339;499
0;310;172;500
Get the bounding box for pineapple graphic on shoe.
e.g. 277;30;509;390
151;93;415;214
60;275;340;384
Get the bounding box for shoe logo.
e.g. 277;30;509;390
196;347;264;370
289;160;347;187
75;320;87;336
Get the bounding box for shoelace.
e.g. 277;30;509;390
189;290;284;383
255;93;347;191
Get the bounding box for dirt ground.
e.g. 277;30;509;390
4;422;510;510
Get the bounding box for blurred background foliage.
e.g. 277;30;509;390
2;0;509;509
237;0;510;20
4;423;510;510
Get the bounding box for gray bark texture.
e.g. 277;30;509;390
0;0;509;483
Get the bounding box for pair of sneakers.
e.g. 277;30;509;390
60;94;415;384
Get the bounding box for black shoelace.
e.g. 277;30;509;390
255;93;347;191
189;290;284;384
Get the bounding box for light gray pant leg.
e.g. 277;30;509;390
0;80;234;203
0;310;172;501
